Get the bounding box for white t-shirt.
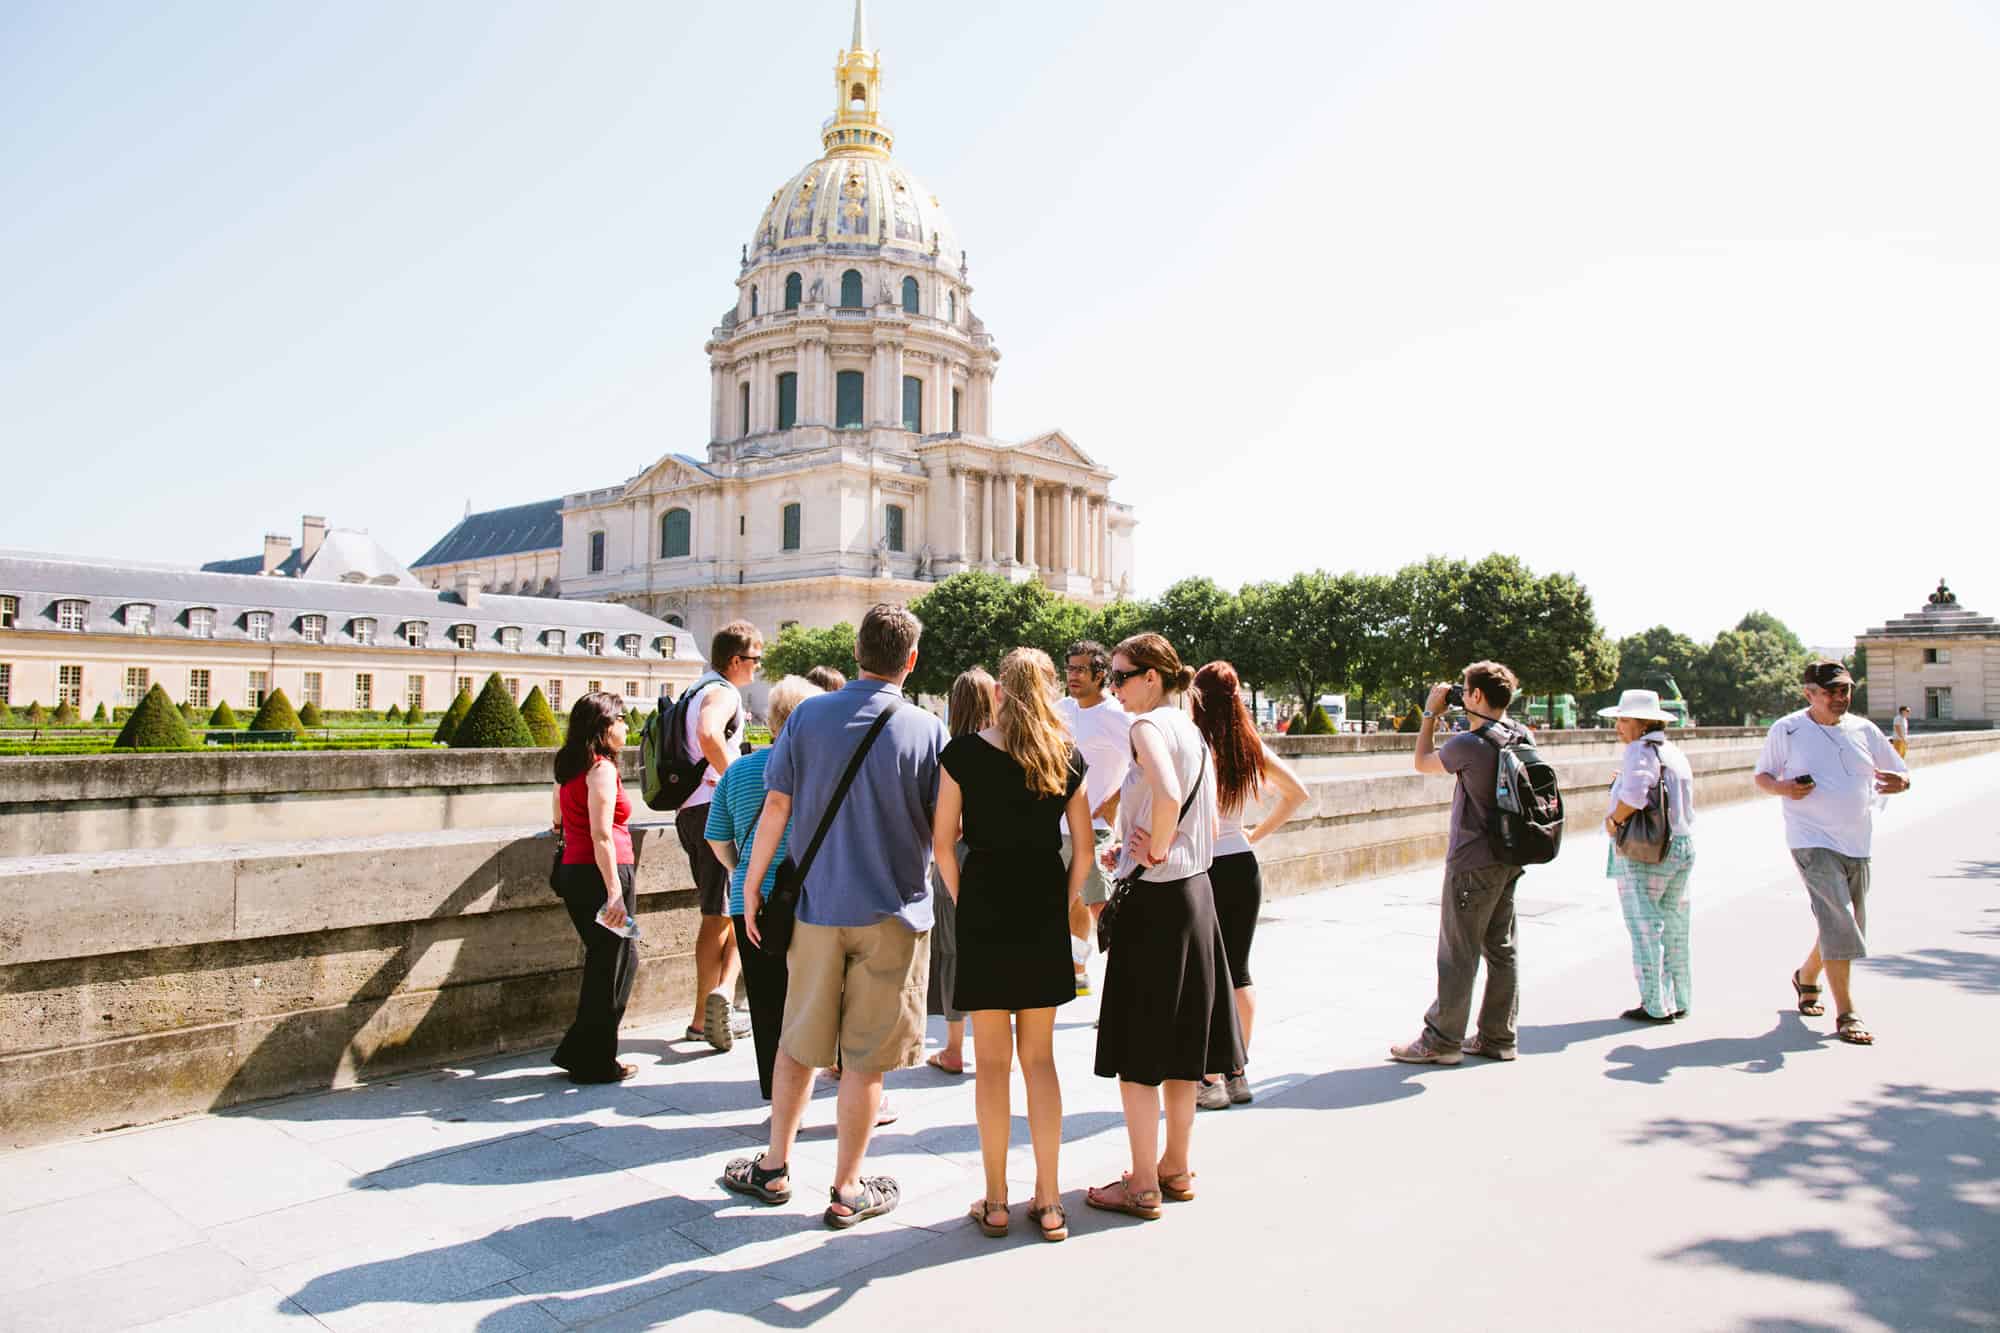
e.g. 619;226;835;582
1755;708;1908;858
680;671;744;810
1057;694;1131;832
1893;713;1910;741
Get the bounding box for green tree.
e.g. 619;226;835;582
1592;625;1704;715
53;700;79;725
1086;598;1154;651
0;701;12;726
250;688;301;733
1735;610;1808;656
384;702;402;724
1690;627;1808;725
762;622;857;682
1301;702;1337;734
208;701;239;729
92;701;110;724
404;701;424;729
520;685;562;746
1377;555;1474;706
115;684;196;749
25;702;48;725
1153;577;1237;671
1232;572;1348;712
908;572;1064;697
450;673;534;748
179;701;200;724
1511;569;1618;721
298;701;324;728
1024;596;1093;665
431;687;475;744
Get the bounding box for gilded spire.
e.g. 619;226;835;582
851;0;867;51
824;1;891;157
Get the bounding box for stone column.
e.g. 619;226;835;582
1058;486;1074;575
709;361;727;440
953;467;969;561
980;471;995;564
1098;499;1112;588
999;472;1017;565
1020;476;1037;570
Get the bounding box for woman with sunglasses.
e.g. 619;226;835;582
1087;633;1244;1222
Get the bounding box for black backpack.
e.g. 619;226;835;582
640;678;738;812
1476;723;1565;866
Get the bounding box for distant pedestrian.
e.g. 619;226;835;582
924;667;995;1077
1088;633;1243;1222
1891;705;1910;759
1599;690;1697;1024
705;674;823;1099
1189;661;1309;1109
549;692;639;1084
677;621;762;1052
934;647;1092;1242
728;604;946;1229
1392;661;1525;1065
1058;639;1131;996
807;665;847;694
1754;659;1911;1045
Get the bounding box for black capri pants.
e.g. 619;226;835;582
1208;850;1262;988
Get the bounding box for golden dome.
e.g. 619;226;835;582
749;155;962;270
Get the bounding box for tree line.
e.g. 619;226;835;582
1588;611;1835;727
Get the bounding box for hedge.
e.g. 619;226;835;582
115;684;197;749
450;673;533;748
519;685;561;746
250;688;302;733
432;688;475;745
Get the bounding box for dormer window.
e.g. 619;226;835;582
352;617;376;646
618;634;642;657
546;630;566;654
188;607;215;639
0;594;16;629
125;604;155;635
581;632;605;657
300;614;326;644
403;620;427;647
500;626;522;651
248;611;273;642
653;634;676;657
57;600;87;631
451;624;475;650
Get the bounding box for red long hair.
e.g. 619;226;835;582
1191;661;1267;816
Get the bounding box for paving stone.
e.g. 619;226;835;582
263;1226;527;1332
0;1145;130;1215
207;1183;447;1273
359;1129;625;1232
572;1271;800;1329
503;1225;717;1325
477;1171;710;1274
128;1285;320;1331
2;1241;261;1333
134;1133;355;1228
0;1183;203;1294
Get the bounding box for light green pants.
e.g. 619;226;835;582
1611;835;1694;1019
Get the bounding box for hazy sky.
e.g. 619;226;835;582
4;0;1996;647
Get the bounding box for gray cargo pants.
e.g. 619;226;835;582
1422;863;1523;1051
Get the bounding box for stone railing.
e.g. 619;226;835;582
3;729;1994;1148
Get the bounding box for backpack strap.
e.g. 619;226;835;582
789;701;900;888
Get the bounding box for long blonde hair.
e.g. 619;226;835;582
996;647;1072;797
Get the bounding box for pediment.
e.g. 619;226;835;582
1015;430;1100;471
626;453;718;497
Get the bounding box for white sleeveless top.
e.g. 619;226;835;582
1115;705;1218;883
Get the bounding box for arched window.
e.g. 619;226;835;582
948;290;957;323
776;372;798;430
836;371;865;428
782;503;802;551
901;276;919;314
739;382;751;437
749;286;759;317
901;374;922;432
839;269;863;308
784;272;802;310
660;507;691;559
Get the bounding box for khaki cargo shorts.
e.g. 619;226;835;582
1791;846;1869;961
1062;827;1117;906
780;918;930;1073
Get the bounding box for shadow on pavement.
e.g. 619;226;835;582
1865;947;2000;997
1253;1059;1436;1111
1518;1017;1631;1054
1637;1083;2000;1331
1603;1012;1824;1084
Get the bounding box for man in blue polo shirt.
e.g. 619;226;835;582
725;603;945;1230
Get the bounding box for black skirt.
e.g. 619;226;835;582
952;847;1076;1013
1094;870;1245;1085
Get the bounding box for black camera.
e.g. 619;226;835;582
1444;685;1465;709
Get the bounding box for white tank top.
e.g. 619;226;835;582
1115;705;1217;883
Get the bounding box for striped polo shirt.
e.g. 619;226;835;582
703;748;791;918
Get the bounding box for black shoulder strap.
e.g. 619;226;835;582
791;700;900;886
1176;747;1207;827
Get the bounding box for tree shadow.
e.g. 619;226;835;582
1636;1083;2000;1330
1864;948;2000;997
1603;1012;1825;1085
1946;860;2000;880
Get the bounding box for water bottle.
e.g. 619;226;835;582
595;904;641;940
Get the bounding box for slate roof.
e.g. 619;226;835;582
0;552;699;660
411;500;565;569
203;550;302;577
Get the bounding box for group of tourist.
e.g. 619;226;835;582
545;605;1916;1238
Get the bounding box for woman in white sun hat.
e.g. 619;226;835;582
1600;689;1697;1024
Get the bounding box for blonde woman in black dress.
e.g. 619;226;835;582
932;647;1091;1242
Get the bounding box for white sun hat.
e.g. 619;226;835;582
1597;689;1678;722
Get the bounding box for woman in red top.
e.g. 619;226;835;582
550;691;639;1083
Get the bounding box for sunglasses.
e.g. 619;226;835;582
1105;667;1149;688
1810;682;1852;696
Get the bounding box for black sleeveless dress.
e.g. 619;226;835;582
941;735;1086;1012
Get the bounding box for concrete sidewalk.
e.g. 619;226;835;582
3;755;1996;1331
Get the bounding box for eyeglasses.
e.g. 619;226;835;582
1064;661;1099;675
736;653;763;664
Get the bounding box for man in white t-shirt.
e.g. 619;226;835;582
1753;659;1911;1046
1057;639;1131;995
1891;705;1911;759
677;620;760;1051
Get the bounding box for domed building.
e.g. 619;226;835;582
446;2;1138;650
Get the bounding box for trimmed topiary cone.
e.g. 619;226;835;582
432;687;474;744
298;701;324;728
519;685;561;746
115;683;197;749
250;688;302;733
1303;704;1336;735
450;673;534;748
25;702;48;724
384;702;402;723
92;702;110;724
53;700;79;725
209;701;239;729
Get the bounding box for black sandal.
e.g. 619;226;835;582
721;1156;791;1205
1835;1013;1875;1046
824;1176;900;1229
1791;970;1825;1016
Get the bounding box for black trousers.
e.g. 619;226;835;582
553;863;639;1079
732;914;790;1100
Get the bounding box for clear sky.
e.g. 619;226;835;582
4;0;1996;648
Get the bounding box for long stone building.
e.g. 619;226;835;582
410;2;1137;643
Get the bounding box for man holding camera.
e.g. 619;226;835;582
1753;659;1909;1046
1391;661;1524;1065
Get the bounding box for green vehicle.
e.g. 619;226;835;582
1508;694;1579;729
1653;674;1694;728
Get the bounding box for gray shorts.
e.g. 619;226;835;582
1062;827;1116;905
1791;847;1869;961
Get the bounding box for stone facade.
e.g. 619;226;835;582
1857;579;2000;728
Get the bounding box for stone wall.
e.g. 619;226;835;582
3;729;1995;1148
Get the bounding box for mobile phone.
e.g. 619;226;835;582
1795;774;1815;788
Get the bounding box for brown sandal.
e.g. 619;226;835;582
1158;1170;1197;1202
1027;1200;1069;1242
1835;1013;1874;1045
1791;970;1825;1016
1087;1178;1163;1221
968;1199;1010;1238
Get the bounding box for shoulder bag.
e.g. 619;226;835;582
1614;736;1673;865
754;701;900;956
1096;745;1206;954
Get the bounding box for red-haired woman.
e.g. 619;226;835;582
1190;661;1309;1109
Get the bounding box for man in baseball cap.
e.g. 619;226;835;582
1751;659;1911;1046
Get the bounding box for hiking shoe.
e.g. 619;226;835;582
1460;1036;1517;1061
1074;969;1092;997
1389;1035;1463;1065
875;1095;899;1127
704;992;734;1051
1195;1078;1232;1110
1225;1073;1253;1104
